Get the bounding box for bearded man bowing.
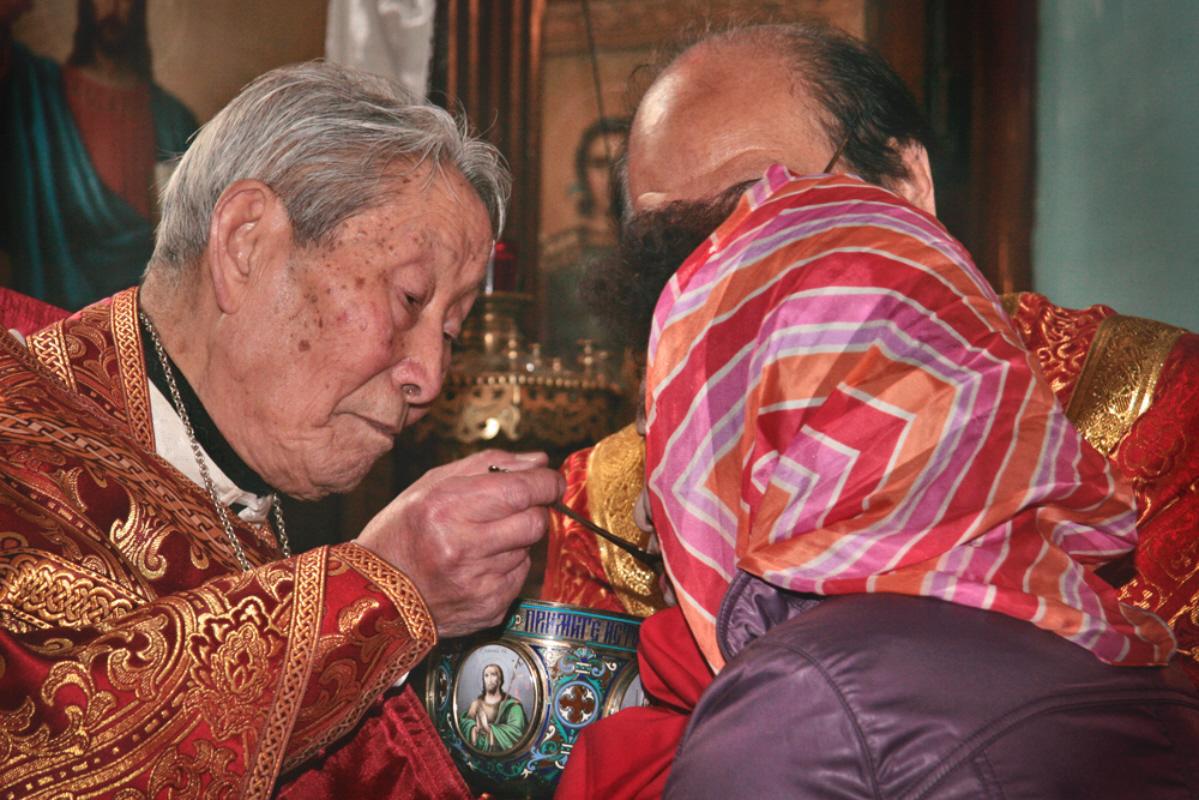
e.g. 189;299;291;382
0;62;561;799
555;22;1199;799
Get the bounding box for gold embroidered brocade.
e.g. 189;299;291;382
1065;314;1185;455
586;424;665;617
1001;292;1183;457
0;290;438;799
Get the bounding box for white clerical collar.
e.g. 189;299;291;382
146;380;274;523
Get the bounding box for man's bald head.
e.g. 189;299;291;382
626;23;935;214
583;23;937;355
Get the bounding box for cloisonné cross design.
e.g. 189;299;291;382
557;684;597;724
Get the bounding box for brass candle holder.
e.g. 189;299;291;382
407;291;625;458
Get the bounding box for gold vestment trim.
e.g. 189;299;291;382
246;547;327;799
587;424;665;617
280;543;438;771
25;319;76;393
1066;314;1184;455
112;288;155;452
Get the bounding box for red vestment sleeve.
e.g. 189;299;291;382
0;543;438;799
541;447;629;614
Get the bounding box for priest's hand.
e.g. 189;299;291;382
354;449;563;638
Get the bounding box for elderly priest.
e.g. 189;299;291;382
0;63;562;799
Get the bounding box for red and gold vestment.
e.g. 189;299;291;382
0;289;468;798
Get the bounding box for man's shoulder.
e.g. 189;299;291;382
2;41;63;93
726;593;1195;748
8;41;59;73
746;593;1149;689
675;592;1199;799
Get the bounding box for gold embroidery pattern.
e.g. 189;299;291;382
288;599;382;756
1001;291;1113;405
0;409;242;577
25;320;76;394
148;738;240;799
281;544;436;771
246;548;326;800
182;594;281;738
52;300;128;425
2;330;275;578
309;596;382;666
0;551;139;632
0;561;326;798
0;465;154;597
1066;315;1185;455
107;493;170;581
3;597;189;795
111;289;155;453
335;544;436;648
588;425;665;617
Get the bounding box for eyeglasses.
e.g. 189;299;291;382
822;127;853;174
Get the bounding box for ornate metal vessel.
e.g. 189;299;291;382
425;598;645;798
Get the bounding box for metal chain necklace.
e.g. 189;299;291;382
140;310;291;571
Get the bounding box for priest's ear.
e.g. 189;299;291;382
206;179;293;315
887;139;936;215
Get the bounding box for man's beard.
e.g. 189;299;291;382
95;16;136;60
581;182;748;353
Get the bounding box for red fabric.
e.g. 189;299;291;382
0;287;69;334
1008;294;1199;686
2;289;458;796
1005;292;1115;407
541;446;628;613
276;687;471;800
555;607;712;799
63;65;157;219
1116;333;1199;686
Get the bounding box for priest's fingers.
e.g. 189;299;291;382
354;463;557;638
424;549;531;637
487;506;551;556
404;468;561;533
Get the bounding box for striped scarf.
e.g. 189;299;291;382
645;166;1175;672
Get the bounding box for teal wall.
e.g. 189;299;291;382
1035;0;1199;331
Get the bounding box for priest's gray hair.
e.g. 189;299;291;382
150;61;509;272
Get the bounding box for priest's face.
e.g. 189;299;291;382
237;165;491;499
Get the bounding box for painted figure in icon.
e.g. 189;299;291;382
460;663;528;753
1;0;197;309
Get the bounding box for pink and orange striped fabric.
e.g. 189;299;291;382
645;166;1175;672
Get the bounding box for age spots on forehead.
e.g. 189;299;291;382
298;339;311;352
355;277;365;289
